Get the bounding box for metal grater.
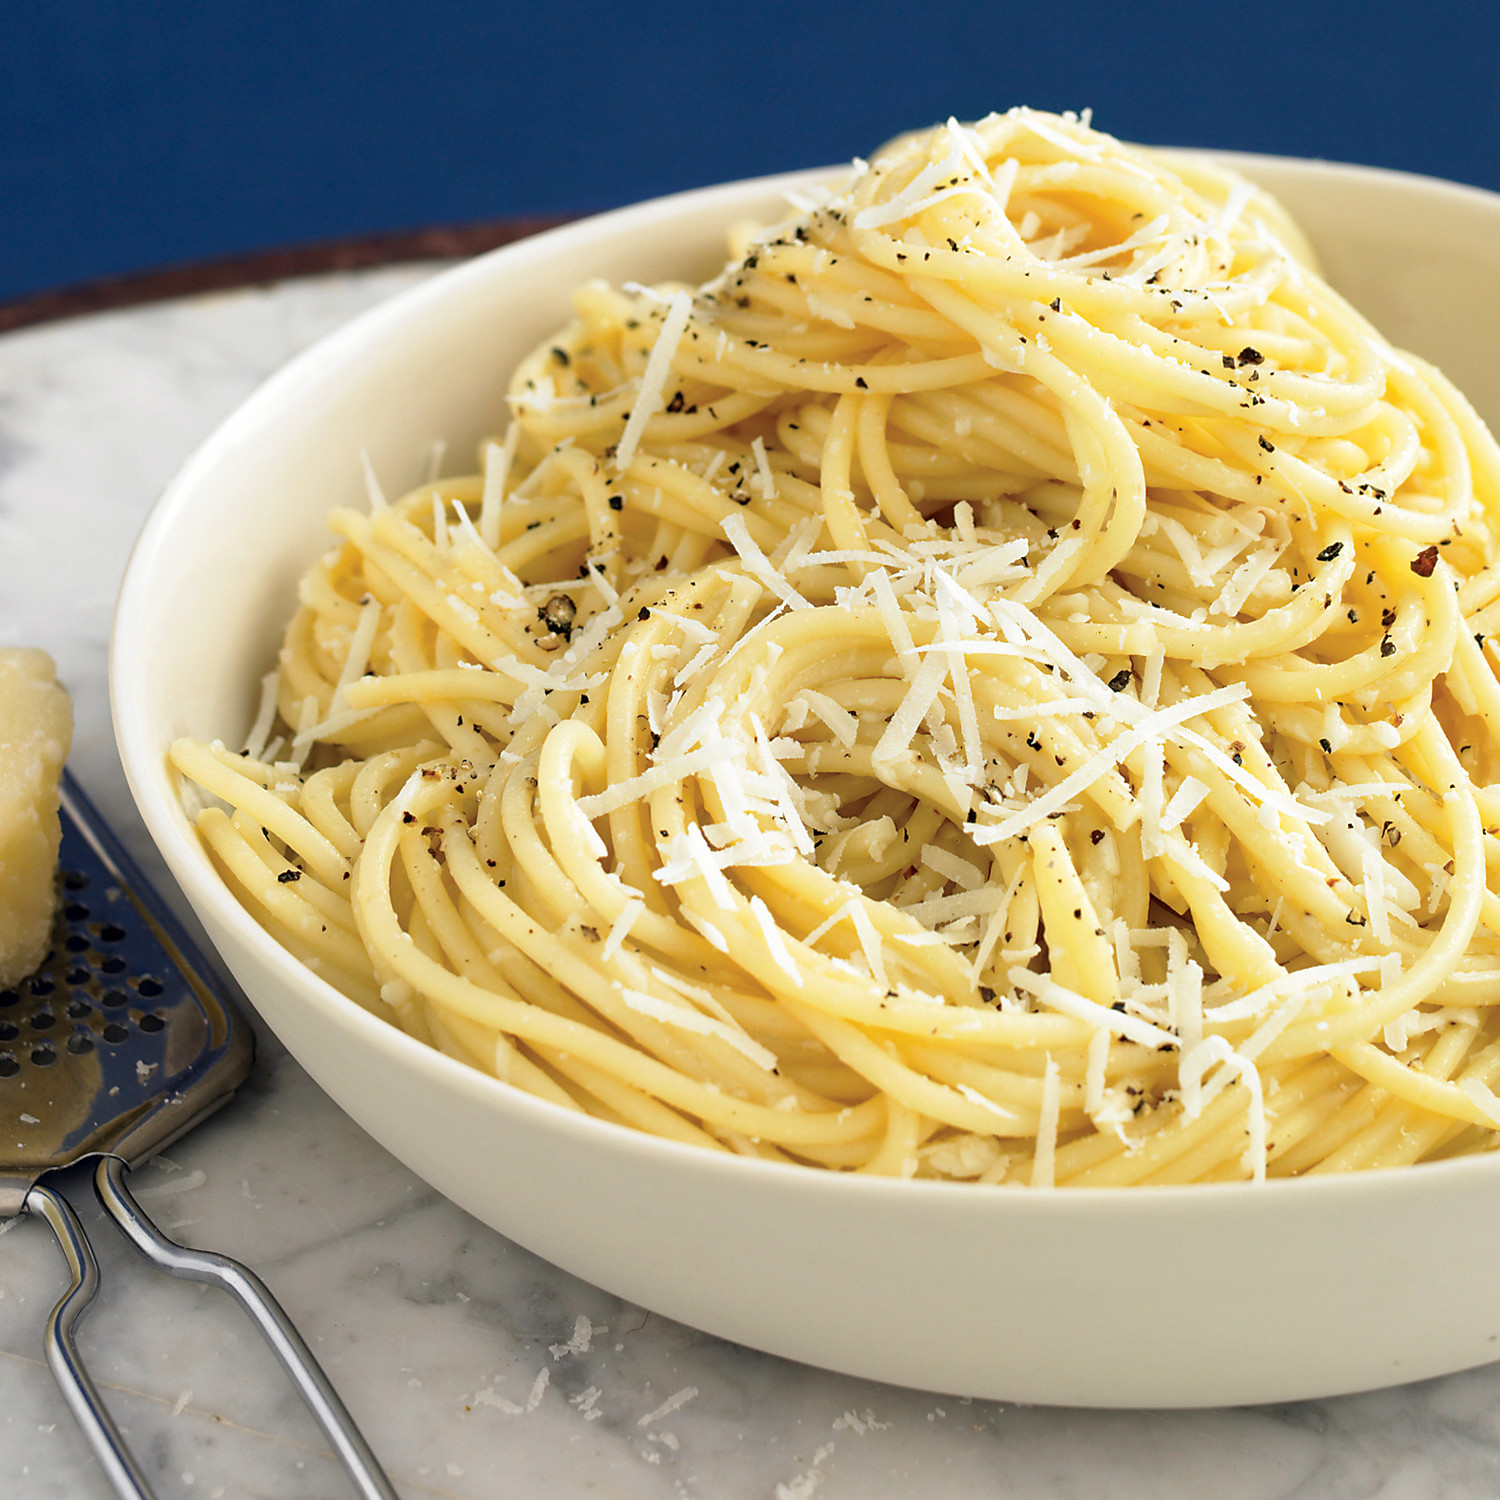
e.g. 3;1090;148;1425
1;773;398;1500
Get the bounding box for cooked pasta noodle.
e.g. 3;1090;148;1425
174;109;1500;1185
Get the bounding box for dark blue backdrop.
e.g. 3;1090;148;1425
3;1;1495;303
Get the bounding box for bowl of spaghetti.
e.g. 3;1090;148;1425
114;111;1500;1406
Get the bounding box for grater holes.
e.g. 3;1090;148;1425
64;933;90;953
102;990;129;1009
66;998;91;1019
100;956;127;975
0;1021;16;1041
0;1053;16;1077
102;1022;129;1044
29;1011;55;1033
136;976;163;998
138;1013;165;1033
0;990;15;1008
30;1045;56;1067
28;975;54;997
62;870;88;892
64;901;90;922
66;1032;94;1056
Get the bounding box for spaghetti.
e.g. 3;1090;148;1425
173;110;1500;1185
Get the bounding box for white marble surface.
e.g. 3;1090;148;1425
5;266;1500;1500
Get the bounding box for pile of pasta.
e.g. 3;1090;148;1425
174;109;1500;1184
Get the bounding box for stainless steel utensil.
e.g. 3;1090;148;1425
2;773;399;1500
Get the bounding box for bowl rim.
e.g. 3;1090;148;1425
112;148;1500;1211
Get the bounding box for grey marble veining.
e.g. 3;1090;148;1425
4;265;1500;1499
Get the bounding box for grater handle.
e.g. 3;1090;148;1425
94;1157;401;1500
26;1182;158;1500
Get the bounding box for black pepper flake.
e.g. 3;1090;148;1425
855;376;868;389
1410;545;1439;578
1381;635;1397;657
1258;435;1275;453
1089;829;1105;845
276;870;301;883
539;593;576;640
638;606;651;621
979;985;997;1005
1315;542;1343;562
1025;729;1041;750
1237;346;1264;366
401;811;416;825
1382;608;1397;627
550;346;570;366
1107;669;1132;692
1049;297;1062;312
608;494;624;511
966;809;977;823
1319;738;1333;754
665;391;686;414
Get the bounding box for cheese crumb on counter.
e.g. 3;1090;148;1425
0;649;73;988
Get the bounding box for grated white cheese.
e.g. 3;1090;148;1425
751;895;805;986
359;449;388;512
1031;1056;1061;1188
616;984;777;1070
481;426;520;550
1178;1036;1266;1181
600;898;645;962
615;291;693;473
721;513;812;610
242;669;281;761
1084;1026;1110;1119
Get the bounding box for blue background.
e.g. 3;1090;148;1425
2;1;1495;303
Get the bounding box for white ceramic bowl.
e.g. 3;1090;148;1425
113;155;1500;1409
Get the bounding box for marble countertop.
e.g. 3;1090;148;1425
4;264;1500;1500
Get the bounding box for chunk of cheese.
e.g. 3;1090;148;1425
0;649;73;988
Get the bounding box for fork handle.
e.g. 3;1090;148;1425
94;1157;400;1500
26;1182;158;1500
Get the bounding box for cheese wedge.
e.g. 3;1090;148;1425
0;649;73;988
